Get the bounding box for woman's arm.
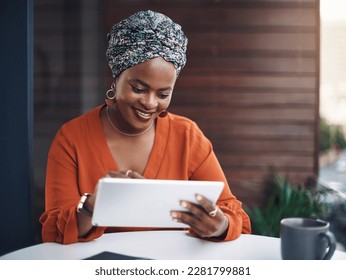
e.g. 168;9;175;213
39;127;106;244
169;120;251;240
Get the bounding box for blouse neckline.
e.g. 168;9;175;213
93;105;169;179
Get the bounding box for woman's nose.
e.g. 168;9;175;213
140;93;158;110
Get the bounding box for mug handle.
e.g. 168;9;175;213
320;231;336;260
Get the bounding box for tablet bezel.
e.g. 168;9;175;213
91;178;224;228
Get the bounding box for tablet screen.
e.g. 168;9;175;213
92;178;224;228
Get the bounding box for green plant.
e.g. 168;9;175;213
333;125;346;149
320;117;332;152
244;174;329;237
320;117;346;152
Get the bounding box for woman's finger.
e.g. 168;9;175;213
170;210;211;235
106;170;128;178
195;193;218;216
171;195;229;238
126;170;144;179
105;170;144;179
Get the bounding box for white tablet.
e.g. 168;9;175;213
91;178;224;228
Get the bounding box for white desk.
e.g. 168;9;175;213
1;230;346;260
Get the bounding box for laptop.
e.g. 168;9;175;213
91;178;224;228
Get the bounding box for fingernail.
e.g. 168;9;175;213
171;212;178;218
180;201;188;208
172;218;179;222
195;194;203;201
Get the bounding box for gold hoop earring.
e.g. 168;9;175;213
105;83;116;107
106;83;116;99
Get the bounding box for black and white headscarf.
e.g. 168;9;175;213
106;10;188;78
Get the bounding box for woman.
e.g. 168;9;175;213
40;10;251;244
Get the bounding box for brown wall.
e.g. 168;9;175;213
34;0;320;236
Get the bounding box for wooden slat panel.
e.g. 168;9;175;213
187;33;316;52
219;154;314;168
107;8;316;31
225;171;316;201
186;57;316;73
104;0;317;19
176;8;316;28
176;75;316;89
196;123;316;138
173;107;316;121
214;139;315;153
171;91;316;107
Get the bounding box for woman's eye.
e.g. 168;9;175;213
131;85;144;94
158;93;170;99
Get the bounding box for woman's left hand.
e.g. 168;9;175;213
170;194;229;238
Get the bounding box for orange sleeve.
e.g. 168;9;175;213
190;151;251;240
39;125;106;244
187;121;251;240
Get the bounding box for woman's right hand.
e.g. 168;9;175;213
77;169;144;237
106;170;144;179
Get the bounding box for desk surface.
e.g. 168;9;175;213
1;230;346;260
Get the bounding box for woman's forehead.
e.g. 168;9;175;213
120;58;177;87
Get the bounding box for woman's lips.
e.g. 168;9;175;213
134;108;153;120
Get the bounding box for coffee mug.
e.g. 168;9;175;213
280;217;336;260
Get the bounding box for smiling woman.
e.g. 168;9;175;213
105;57;176;136
39;10;251;244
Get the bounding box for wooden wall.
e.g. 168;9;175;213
34;0;320;240
104;0;320;206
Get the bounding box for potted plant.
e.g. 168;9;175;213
244;173;329;237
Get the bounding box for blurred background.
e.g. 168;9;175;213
1;0;346;255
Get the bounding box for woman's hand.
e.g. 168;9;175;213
77;169;144;237
170;194;229;238
106;170;144;179
84;169;143;216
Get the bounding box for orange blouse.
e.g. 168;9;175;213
40;105;251;244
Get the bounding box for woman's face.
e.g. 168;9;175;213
112;57;177;133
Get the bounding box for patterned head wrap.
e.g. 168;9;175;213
106;10;188;78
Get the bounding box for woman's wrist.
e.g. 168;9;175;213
211;215;229;238
84;194;95;213
77;193;94;217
